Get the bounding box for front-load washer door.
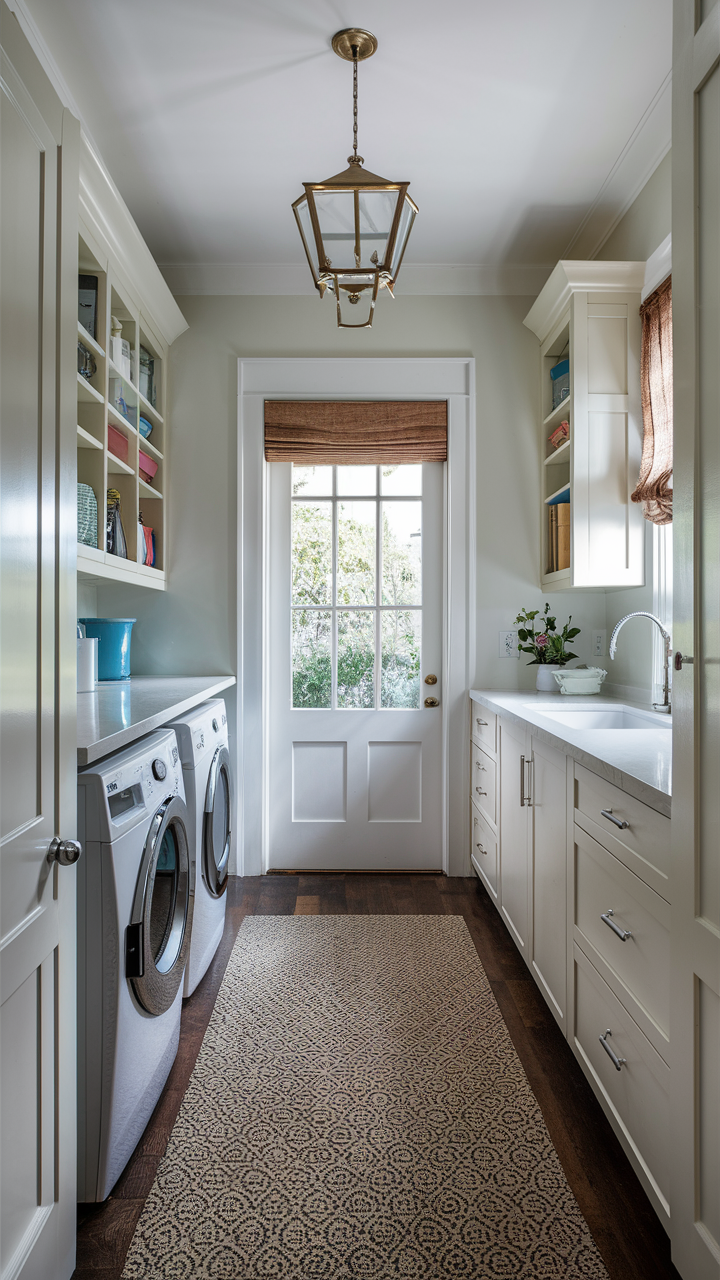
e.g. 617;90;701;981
203;745;232;898
126;795;194;1016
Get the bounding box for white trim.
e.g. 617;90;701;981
642;233;672;301
563;72;672;261
162;262;551;298
237;358;476;878
523;258;646;341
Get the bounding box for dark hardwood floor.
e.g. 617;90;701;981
73;873;680;1279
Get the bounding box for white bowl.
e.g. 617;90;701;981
553;667;607;696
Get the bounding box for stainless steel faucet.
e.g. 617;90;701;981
608;612;672;713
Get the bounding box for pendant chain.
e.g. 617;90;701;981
352;47;358;160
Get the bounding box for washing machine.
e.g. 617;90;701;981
77;728;194;1202
168;699;232;998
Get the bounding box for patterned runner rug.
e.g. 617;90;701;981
122;915;608;1279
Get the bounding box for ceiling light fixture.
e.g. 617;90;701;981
292;28;418;329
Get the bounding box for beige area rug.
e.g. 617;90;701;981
122;916;609;1279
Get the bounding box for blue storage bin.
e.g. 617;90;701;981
79;618;136;681
550;358;570;409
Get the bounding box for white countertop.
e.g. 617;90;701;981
469;689;671;817
77;676;236;766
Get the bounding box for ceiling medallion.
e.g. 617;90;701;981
292;28;418;329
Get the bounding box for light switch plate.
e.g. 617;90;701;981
499;630;518;658
592;630;607;658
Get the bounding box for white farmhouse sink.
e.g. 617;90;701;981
533;705;671;731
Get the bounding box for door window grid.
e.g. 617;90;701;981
291;464;422;709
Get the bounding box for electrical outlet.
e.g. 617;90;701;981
499;630;518;658
592;630;607;658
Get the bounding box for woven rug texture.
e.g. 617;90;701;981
122;914;609;1279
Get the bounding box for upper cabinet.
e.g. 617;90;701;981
75;136;187;591
524;261;646;591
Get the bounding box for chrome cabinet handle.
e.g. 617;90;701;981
520;754;526;807
600;808;629;831
47;837;82;867
475;786;487;797
599;1029;626;1071
476;761;486;771
476;717;488;727
475;841;487;855
601;908;633;942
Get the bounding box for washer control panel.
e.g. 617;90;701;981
80;729;184;841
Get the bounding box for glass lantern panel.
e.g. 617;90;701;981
358;190;399;268
294;197;321;278
336;281;376;328
389;196;415;278
313;190;357;270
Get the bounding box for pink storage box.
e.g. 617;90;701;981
107;423;129;463
139;449;158;485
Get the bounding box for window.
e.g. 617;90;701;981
290;464;423;709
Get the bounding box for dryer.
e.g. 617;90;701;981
168;699;232;998
77;728;194;1202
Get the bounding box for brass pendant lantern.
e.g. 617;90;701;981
292;29;418;329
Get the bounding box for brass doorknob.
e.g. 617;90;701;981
424;696;439;708
47;837;82;867
424;674;438;685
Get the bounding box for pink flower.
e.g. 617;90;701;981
536;634;548;648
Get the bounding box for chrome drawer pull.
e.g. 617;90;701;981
476;761;486;771
475;842;487;855
476;718;488;727
600;808;629;831
601;909;633;942
599;1029;626;1071
475;786;487;797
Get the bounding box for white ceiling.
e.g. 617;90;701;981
16;0;672;292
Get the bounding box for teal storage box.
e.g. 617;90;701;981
79;618;135;681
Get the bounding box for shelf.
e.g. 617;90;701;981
77;424;103;450
138;435;163;461
77;321;105;360
139;478;163;499
137;388;163;425
108;356;137;388
543;398;571;428
77;373;104;405
545;482;571;505
544;438;571;465
77;541;104;563
107;452;134;477
541;567;572;586
107;402;138;434
77;544;166;591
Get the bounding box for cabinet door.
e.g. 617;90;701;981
671;4;720;1275
529;736;568;1027
498;718;529;955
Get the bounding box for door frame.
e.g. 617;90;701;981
237;357;476;877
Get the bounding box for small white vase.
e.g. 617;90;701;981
535;664;561;692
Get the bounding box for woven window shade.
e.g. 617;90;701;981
631;276;673;525
264;401;447;464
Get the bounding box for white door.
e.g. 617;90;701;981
268;460;443;870
1;8;79;1279
671;5;720;1276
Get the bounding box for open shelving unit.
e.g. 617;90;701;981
524;260;646;591
77;227;168;590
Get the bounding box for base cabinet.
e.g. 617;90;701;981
470;697;671;1228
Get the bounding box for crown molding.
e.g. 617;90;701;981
523;259;646;341
563;71;672;261
160;261;553;298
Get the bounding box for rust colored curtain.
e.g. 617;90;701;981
264;401;447;464
632;276;673;524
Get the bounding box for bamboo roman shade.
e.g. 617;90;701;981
264;401;447;464
631;276;673;524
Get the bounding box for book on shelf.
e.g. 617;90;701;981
557;502;570;570
547;505;558;573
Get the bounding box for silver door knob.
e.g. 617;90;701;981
47;838;82;867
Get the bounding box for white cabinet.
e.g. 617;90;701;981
524;261;646;591
528;734;569;1027
497;718;530;957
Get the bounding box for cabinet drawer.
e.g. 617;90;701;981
574;763;670;900
470;741;496;825
470;800;498;897
574;945;670;1217
574;827;670;1056
471;704;497;754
